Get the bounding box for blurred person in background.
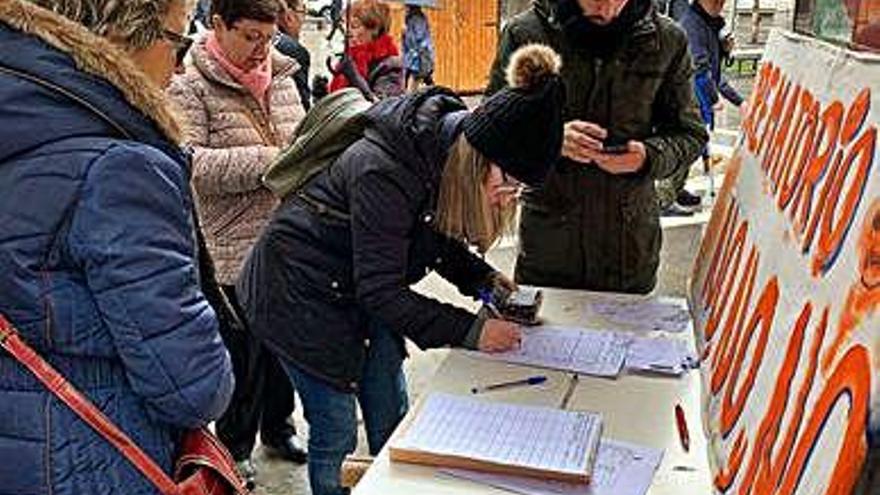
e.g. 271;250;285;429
659;0;746;215
329;0;404;99
402;4;435;91
326;0;345;41
656;0;688;21
191;0;212;32
276;0;313;110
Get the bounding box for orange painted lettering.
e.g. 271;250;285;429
721;277;780;436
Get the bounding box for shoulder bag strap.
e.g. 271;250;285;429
0;316;179;495
240;104;281;148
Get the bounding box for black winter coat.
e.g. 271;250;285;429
237;89;495;391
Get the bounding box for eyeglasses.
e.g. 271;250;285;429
495;170;524;199
232;26;277;47
500;171;523;190
161;28;194;67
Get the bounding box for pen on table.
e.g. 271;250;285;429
471;375;547;394
649;363;676;371
675;403;690;452
559;373;579;410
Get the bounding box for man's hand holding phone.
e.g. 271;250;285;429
561;120;647;174
562;120;606;162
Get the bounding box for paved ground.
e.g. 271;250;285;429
246;16;758;495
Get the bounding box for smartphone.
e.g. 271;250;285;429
603;139;630;155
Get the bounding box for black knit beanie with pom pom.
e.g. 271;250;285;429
461;43;565;187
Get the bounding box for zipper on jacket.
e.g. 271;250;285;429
605;61;615;132
585;58;603;119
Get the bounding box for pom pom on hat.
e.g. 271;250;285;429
461;44;565;187
506;43;563;91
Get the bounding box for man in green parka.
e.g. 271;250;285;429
487;0;708;293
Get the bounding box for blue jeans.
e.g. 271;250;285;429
281;320;409;495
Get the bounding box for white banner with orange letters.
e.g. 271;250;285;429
690;30;880;494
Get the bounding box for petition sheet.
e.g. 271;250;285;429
393;393;603;476
587;297;691;333
442;439;663;495
471;326;629;377
624;335;697;375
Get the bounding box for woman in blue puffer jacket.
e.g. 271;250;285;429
0;1;234;494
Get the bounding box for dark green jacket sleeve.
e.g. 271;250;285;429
643;41;708;180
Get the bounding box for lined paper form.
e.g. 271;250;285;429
472;326;629;377
442;439;663;495
624;335;696;376
391;393;603;481
588;297;692;333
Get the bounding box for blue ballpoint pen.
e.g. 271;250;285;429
471;375;547;394
478;288;503;318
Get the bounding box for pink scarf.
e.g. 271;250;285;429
206;32;273;105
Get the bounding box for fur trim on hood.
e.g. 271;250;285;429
0;0;183;143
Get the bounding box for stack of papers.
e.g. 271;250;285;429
442;439;663;495
471;325;696;378
588;298;692;333
472;326;630;377
624;336;696;376
390;393;603;483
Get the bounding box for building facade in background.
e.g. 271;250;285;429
796;0;880;49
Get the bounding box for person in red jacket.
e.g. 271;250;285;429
329;0;403;98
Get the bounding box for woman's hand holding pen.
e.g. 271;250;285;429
490;271;518;293
479;319;521;353
476;277;521;352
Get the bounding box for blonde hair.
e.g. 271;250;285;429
435;135;516;253
30;0;187;50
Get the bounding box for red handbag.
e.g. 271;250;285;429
0;315;249;495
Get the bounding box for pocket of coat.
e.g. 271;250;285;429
615;69;664;128
517;204;577;278
520;165;579;214
620;68;664;92
620;197;661;291
624;68;664;78
43;282;106;349
296;266;355;304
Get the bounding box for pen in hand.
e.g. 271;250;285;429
471;375;547;394
478;289;503;319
